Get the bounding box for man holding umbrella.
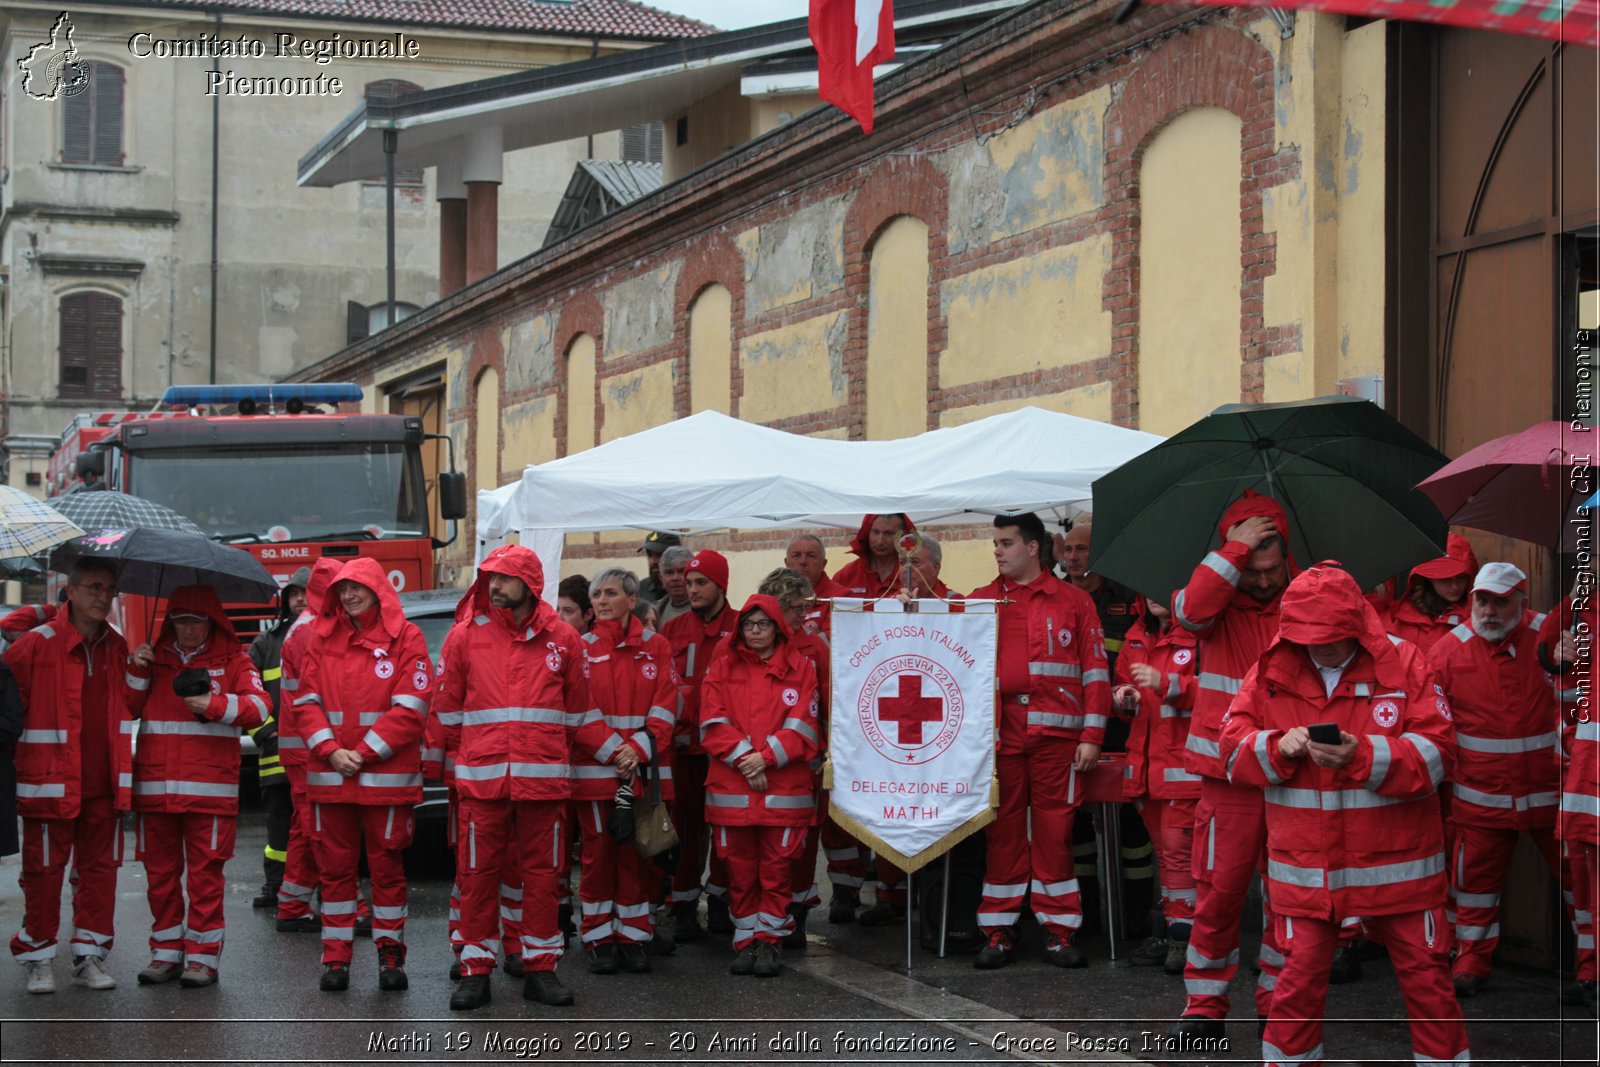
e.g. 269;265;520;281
1170;491;1292;1039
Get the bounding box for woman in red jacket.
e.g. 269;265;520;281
1386;533;1477;653
127;585;268;988
294;557;432;993
699;594;820;978
574;568;676;975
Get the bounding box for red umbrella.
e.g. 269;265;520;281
1141;1;1598;49
1415;421;1593;549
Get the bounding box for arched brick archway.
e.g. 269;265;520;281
674;233;746;418
553;291;604;456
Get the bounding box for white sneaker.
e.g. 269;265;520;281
72;956;116;990
24;960;55;994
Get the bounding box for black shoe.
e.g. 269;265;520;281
828;888;860;924
450;973;491;1011
857;901;907;927
785;905;809;951
275;915;320;933
319;963;349;992
1168;1016;1225;1041
1452;972;1487;998
558;902;576;937
252;886;279;909
502;955;525;979
1164;937;1189;975
672;902;703;944
524;970;575;1006
705;895;734;936
1129;935;1168;967
377;945;408;992
619;944;652;974
645;930;677;956
974;933;1014;970
730;945;757;976
1329;945;1362;984
1564;979;1597;1007
587;943;619;975
449;958;462;981
753;941;781;978
1043;935;1087;968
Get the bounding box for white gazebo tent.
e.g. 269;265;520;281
477;407;1163;602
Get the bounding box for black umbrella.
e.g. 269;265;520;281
48;527;278;605
51;490;205;537
1089;397;1450;605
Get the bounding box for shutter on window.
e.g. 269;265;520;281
61;82;92;163
647;121;663;163
87;292;122;397
58;294;92;396
347;300;370;345
622;124;645;162
92;64;124;165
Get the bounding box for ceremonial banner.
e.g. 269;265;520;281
827;597;998;872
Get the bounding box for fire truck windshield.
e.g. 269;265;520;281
128;444;429;543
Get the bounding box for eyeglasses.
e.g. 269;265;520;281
741;619;776;632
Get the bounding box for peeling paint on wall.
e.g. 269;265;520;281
740;311;848;422
503;314;556;392
604;262;681;360
602;360;676;442
739;198;847;316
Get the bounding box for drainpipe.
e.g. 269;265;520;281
586;36;598;159
384;129;397;331
208;11;221;384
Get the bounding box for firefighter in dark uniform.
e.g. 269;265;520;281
246;568;310;908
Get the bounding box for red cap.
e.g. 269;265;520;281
1411;533;1478;582
687;550;729;592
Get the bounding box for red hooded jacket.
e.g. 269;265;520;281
660;596;736;756
3;601;134;818
294;558;433;806
1176;491;1296;781
699;595;820;826
1540;597;1598;845
1220;564;1455;920
1114;602;1200;800
1429;603;1558;831
1386;534;1478;653
432;546;624;802
126;585;268;815
276;557;342;769
575;613;678;801
829;514;916;600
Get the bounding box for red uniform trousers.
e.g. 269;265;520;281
137;811;235;970
1140;796;1197;930
310;802;412;966
457;796;566;975
669;753;729;905
1449;822;1566;980
578;799;656;946
10;798;123;963
1263;908;1467;1066
819;810;869;897
874;856;908;907
1569;841;1598;982
275;763;321;921
715;824;807;948
1183;777;1281;1019
445;792;524;962
978;737;1085;945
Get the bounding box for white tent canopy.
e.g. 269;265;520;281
477;407;1162;598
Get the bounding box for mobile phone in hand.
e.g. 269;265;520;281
1307;722;1341;745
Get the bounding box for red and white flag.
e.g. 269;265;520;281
810;0;896;134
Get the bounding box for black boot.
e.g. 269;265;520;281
672;902;703;944
524;970;575;1006
450;974;491;1011
785;905;809;951
377;944;408;991
828;887;860;924
319;963;349;992
705;894;734;936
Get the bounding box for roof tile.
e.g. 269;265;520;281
133;0;716;40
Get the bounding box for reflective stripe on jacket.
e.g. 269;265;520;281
575;616;678;801
1115;618;1200;800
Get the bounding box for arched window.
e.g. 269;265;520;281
363;80;424;185
61;61;125;165
58;291;123;399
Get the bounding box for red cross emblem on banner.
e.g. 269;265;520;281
877;673;944;745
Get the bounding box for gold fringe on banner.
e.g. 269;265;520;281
827;798;996;875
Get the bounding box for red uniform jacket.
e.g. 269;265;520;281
660;600;735;755
1114;611;1200;800
433;546;623;802
1175;491;1294;781
1539;599;1597;845
700;595;820;827
576;614;678;801
1221;564;1455;920
3;603;133;818
828;514;917;600
276;557;342;770
126;586;268;815
1430;610;1559;831
968;569;1110;749
295;558;433;807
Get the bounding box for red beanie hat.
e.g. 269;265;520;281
687;550;729;592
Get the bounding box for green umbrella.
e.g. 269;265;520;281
1089;396;1451;606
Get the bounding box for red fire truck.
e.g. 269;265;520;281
55;382;468;642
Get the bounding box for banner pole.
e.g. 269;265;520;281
905;866;914;974
938;852;951;959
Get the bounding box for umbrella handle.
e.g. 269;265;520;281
146;564;164;640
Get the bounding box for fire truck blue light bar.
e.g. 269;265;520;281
160;384;363;406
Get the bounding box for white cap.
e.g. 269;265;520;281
1471;561;1527;597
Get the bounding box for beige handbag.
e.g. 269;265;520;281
631;745;679;859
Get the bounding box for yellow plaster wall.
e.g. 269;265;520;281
939;382;1113;427
1138;108;1243;435
940;236;1112;388
474;368;500;491
502;395;557;474
689;284;733;415
663;82;754;183
867;216;930;440
566;334;597;454
740;312;847;423
1335;19;1387;384
601;360;677;443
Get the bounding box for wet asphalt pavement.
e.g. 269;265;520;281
0;811;1595;1066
